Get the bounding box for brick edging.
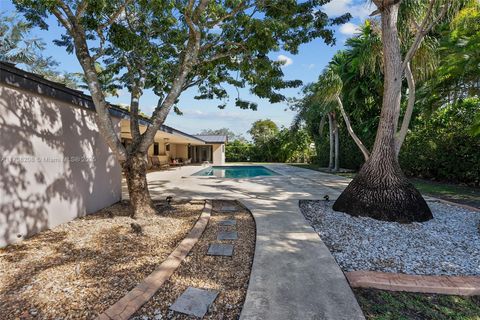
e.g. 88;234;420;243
97;200;212;320
433;198;480;212
345;271;480;296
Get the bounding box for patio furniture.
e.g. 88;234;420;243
170;158;182;166
184;158;192;165
159;160;169;169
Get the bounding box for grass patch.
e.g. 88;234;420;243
354;288;480;320
411;179;480;208
289;163;480;208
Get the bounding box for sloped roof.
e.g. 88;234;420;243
0;61;205;143
194;135;228;144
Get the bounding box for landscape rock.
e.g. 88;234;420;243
300;200;480;276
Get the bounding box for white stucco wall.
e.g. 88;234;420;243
0;84;122;247
212;144;225;165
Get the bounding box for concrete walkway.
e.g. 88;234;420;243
123;164;365;319
239;199;364;320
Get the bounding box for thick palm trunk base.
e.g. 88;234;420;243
124;154;157;218
332;156;432;223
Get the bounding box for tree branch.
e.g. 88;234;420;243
395;61;415;155
137;1;204;152
337;96;370;161
125;56;145;144
52;0;127;161
402;0;448;71
97;0;132;32
75;0;88;18
51;7;73;31
206;1;251;28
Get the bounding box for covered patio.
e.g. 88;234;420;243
120;119;207;167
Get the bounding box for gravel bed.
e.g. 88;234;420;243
0;200;203;319
300;200;480;276
132;200;256;320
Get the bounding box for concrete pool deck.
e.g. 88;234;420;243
122;164;365;319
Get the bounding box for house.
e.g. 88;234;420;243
0;61;225;247
119;121;227;167
193;135;227;165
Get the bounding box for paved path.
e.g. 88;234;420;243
239;198;364;320
123;164;365;319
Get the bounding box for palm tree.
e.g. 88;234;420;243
333;0;469;223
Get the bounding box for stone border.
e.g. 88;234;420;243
345;271;480;296
343;200;480;296
434;198;480;212
97;200;212;320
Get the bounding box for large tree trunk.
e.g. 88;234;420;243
123;153;157;218
333;3;432;223
328;113;334;169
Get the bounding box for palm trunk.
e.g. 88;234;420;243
333;112;340;172
333;4;432;223
123;153;157;218
328;113;334;169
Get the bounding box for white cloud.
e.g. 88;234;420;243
302;63;316;69
339;22;360;35
277;54;293;67
322;0;374;21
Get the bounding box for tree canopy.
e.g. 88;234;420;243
294;0;480;186
0;11;77;88
13;0;348;216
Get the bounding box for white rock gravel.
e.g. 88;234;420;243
300;200;480;276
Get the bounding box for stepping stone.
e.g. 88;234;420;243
219;205;237;212
170;287;218;318
217;231;238;240
207;244;234;256
219;219;236;226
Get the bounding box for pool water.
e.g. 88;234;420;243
192;166;279;178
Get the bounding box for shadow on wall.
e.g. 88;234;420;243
0;84;121;247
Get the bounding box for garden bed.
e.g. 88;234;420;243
300;200;480;276
0;200;203;319
132;200;256;319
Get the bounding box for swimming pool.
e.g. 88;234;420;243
192;166;279;178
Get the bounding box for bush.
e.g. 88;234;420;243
400;98;480;186
226;140;254;162
311;98;480;185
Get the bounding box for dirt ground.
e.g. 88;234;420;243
0;200;203;320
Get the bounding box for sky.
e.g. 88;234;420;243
2;0;373;137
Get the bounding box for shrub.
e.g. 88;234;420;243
400;98;480;185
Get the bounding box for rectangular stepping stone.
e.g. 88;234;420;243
219;219;236;226
207;244;233;256
170;287;218;318
219;205;237;212
217;231;238;240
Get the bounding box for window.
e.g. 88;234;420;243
153;143;160;156
166;144;170;152
222;144;225;152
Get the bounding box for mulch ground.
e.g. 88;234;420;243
133;200;256;319
0;200;203;320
